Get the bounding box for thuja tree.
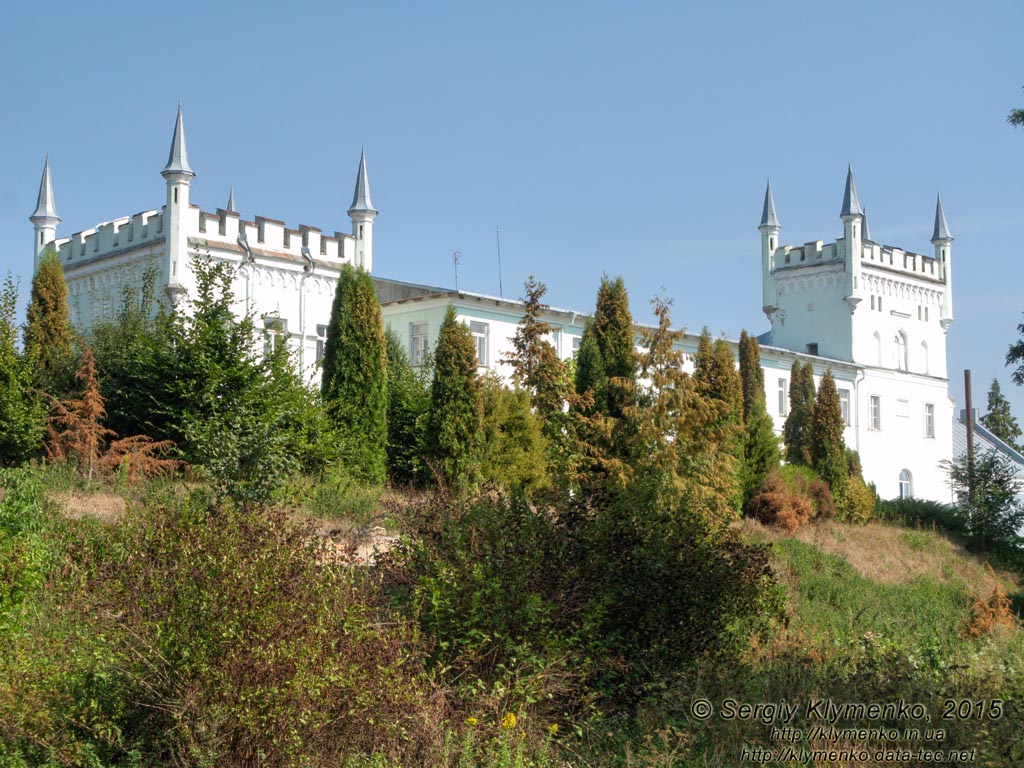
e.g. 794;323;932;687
574;321;607;415
0;275;46;465
384;327;429;485
981;378;1022;451
783;360;815;466
24;250;75;395
692;329;745;514
321;264;388;484
425;305;482;489
592;275;635;418
810;369;848;503
738;330;779;507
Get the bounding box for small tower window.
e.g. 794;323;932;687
359;225;364;238
174;188;178;204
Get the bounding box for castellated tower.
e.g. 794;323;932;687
31;105;375;382
761;168;951;380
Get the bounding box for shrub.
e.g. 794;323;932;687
748;471;813;531
842;475;876;525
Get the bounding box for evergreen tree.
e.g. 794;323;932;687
592;275;635;418
0;275;46;465
479;375;549;496
738;331;780;507
321;264;388;484
692;329;745;512
574;321;607;415
505;276;570;424
981;378;1022;451
425;305;483;489
24;250;74;394
809;369;848;502
783;360;815;466
384;327;429;485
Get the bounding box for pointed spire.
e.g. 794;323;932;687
931;193;953;242
759;178;780;229
862;208;872;242
840;164;863;218
161;103;195;179
348;147;377;214
226;187;236;213
30;155;60;223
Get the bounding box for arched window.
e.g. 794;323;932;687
920;340;929;375
874;331;882;366
898;469;913;499
895;331;907;371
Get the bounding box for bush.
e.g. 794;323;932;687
1;490;443;766
877;496;963;534
842;475;876;525
748;471;813;531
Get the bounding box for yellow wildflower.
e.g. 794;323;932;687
501;712;517;729
467;717;478;726
548;723;558;736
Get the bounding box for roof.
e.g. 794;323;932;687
30;155;60;222
161;104;195;179
759;179;780;229
932;193;953;242
840;164;864;218
348;148;377;214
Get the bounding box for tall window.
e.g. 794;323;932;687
409;322;428;367
470;321;489;368
839;389;851;426
869;395;881;430
263;316;287;357
895;331;907;371
898;469;913;499
778;378;788;416
315;324;328;364
924;403;935;438
572;336;582;356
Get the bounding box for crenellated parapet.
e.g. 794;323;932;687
55;210;164;266
196;209;355;264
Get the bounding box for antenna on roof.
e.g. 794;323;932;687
496;225;504;299
453;250;461;292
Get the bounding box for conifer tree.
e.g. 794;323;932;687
425;305;483;489
738;330;780;507
24;250;74;394
783;360;815;466
506;276;570;424
574;321;607;415
810;369;847;501
592;275;635;418
0;275;46;465
320;264;388;483
692;329;745;512
981;378;1022;451
384;327;429;484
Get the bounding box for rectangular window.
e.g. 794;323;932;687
806;343;818;356
924;403;935;438
896;398;909;417
315;324;328;364
778;378;788;416
870;395;881;430
925;307;929;321
572;336;582;355
409;322;428;367
839;389;851;426
263;316;287;357
470;321;489;368
871;295;875;310
879;296;883;312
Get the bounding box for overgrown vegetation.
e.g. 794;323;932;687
0;264;1021;767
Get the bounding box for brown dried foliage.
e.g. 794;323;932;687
966;565;1020;637
748;472;813;532
45;345;182;483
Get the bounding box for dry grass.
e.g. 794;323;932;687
738;517;1021;597
52;490;126;523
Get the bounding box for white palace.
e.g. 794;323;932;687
29;107;956;502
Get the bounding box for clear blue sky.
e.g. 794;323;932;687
2;1;1022;419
